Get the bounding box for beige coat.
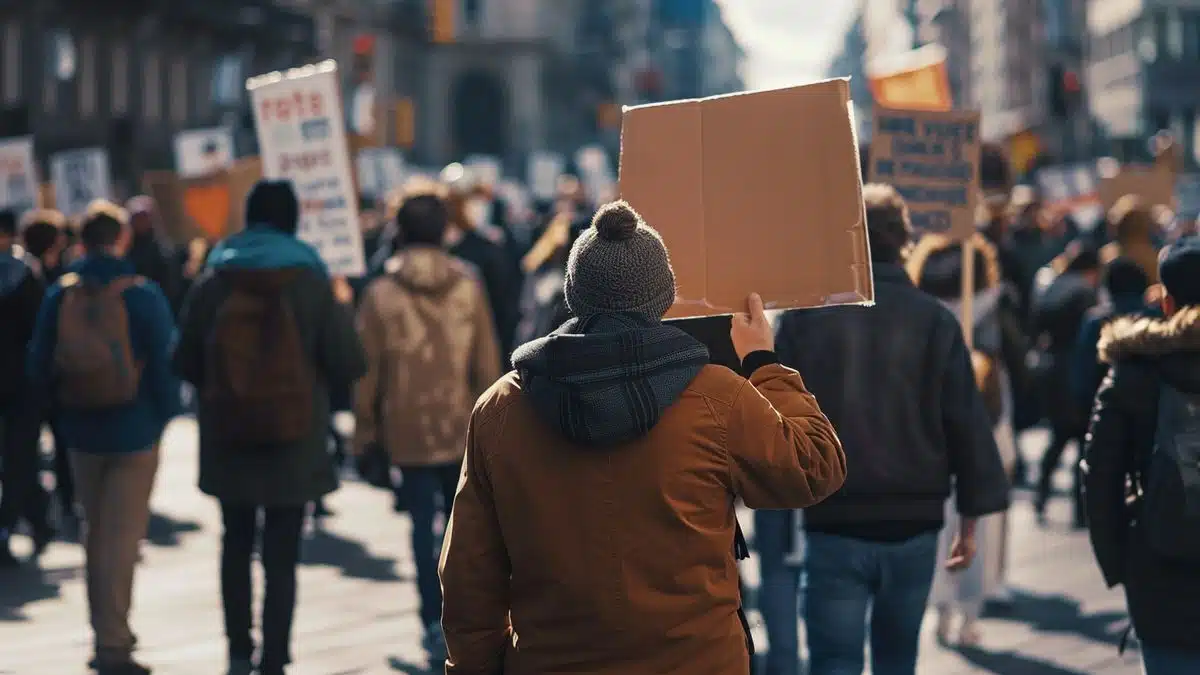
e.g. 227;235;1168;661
353;246;502;467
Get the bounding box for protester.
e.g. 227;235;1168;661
907;231;1022;643
172;180;367;675
352;192;502;654
438;200;846;675
772;184;1009;675
26;200;180;675
0;208;53;567
1101;195;1163;284
514;205;574;345
124;196;179;310
1071;256;1153;412
1031;241;1102;527
1084;236;1200;674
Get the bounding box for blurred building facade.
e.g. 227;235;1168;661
0;0;315;192
827;6;874;141
968;0;1046;142
915;0;971;106
1086;0;1200;166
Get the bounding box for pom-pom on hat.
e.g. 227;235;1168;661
563;200;676;320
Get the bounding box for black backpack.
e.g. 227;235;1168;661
1141;383;1200;561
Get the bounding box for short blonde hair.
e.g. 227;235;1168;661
20;208;66;230
84;199;130;227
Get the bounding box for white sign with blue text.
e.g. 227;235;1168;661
50;147;112;218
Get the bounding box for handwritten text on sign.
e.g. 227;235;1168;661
248;62;365;277
868;108;982;240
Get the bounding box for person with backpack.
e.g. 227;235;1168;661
172;180;366;675
1084;236;1200;674
438;200;847;675
0;209;54;567
352;192;502;654
26;200;181;675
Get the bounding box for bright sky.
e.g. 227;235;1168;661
715;0;864;89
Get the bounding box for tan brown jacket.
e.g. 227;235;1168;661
439;363;846;675
353;246;502;467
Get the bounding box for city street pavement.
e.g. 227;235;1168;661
0;421;1143;675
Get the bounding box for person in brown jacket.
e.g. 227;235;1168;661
438;200;847;675
352;193;502;653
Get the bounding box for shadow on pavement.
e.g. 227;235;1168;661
0;564;79;621
956;645;1091;675
388;655;438;674
301;524;404;582
145;511;202;547
984;589;1129;647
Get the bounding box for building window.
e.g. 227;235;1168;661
211;54;242;106
170;56;187;124
79;36;96;118
111;44;128;114
143;48;161;121
3;22;19;105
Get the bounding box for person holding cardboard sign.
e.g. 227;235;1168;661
439;200;846;675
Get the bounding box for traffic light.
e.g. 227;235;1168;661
1048;64;1082;119
431;0;455;43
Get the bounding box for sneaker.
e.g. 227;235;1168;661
94;659;152;675
31;521;56;559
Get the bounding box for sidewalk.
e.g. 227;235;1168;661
0;422;1143;674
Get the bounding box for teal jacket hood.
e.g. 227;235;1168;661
207;225;328;274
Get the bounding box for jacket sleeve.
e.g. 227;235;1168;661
1070;317;1104;409
1082;363;1140;588
440;409;511;675
351;285;384;455
26;287;61;397
133;284;183;425
725;362;847;510
13;269;46;346
471;283;503;400
316;278;368;390
171;274;209;386
941;320;1011;517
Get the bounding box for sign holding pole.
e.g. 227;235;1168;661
247;60;365;277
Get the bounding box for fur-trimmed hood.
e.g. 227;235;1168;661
1099;306;1200;364
906;232;1002;297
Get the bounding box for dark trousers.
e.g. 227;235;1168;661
0;406;50;535
1036;420;1086;523
220;503;305;671
51;420;76;515
397;463;460;625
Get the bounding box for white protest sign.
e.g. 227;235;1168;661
0;136;37;213
464;154;502;186
527;151;564;201
355;147;405;199
174;127;235;178
50;147;112;217
247;60;365;277
575;144;615;203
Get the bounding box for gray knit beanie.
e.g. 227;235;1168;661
564;200;676;319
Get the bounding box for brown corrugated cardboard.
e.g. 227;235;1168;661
141;157;262;244
1098;165;1175;212
619;79;873;319
868;107;982;241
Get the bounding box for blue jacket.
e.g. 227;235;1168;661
206;225;328;274
27;254;181;453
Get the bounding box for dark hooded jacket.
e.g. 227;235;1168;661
173;226;367;506
1083;306;1200;650
0;245;45;406
438;312;847;675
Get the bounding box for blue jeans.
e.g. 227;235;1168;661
804;531;939;675
1143;645;1200;675
755;510;801;675
397;463;461;626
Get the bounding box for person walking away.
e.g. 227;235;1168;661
774;185;1010;675
26;200;180;675
124;197;179;312
0;209;54;566
1083;236;1200;674
352;193;502;654
20;209;78;527
1071;257;1153;414
1031;242;1102;527
438;200;847;675
172;180;366;675
906;230;1022;643
1100;195;1163;285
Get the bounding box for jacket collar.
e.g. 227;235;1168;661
873;262;913;287
1098;306;1200;363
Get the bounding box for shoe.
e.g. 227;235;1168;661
31;522;56;559
958;619;983;647
934;607;954;645
94;659;152;675
226;658;254;675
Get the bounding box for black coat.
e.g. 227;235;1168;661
774;263;1010;526
1084;306;1200;651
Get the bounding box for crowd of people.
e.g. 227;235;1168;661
0;145;1197;675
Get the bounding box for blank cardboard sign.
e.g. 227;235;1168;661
619;78;873;318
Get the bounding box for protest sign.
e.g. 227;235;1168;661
1036;163;1103;229
143;157;262;244
867;44;952;112
1098;164;1174;213
355;147;405;200
528;151;564;201
0;136;37;213
1177;174;1200;221
174;127;235;178
620;78;873;318
247;60;364;276
464;154;502;187
50;147;112;217
868;108;982;240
